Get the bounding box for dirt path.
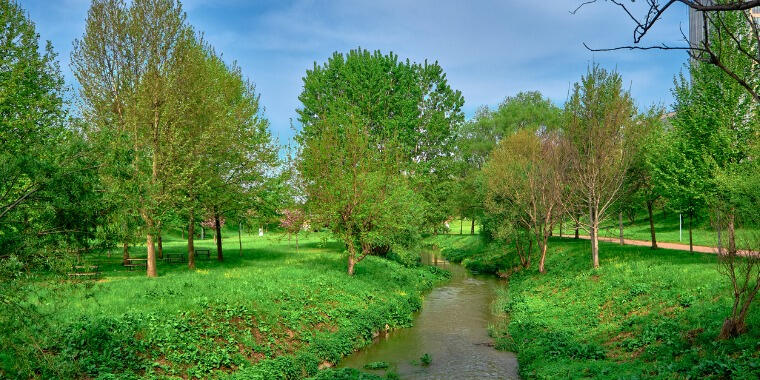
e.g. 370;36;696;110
559;234;719;254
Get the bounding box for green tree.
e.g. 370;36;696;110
72;0;189;277
455;92;561;233
484;129;565;273
297;48;464;233
298;114;424;275
564;65;641;268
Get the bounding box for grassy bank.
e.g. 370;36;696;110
2;233;447;379
432;234;760;378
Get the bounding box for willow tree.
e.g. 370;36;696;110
564;66;641;269
72;0;189;277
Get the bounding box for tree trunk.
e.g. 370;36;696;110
647;200;657;249
181;227;184;239
574;217;579;239
728;211;736;255
559;221;562;237
619;211;624;245
538;235;548;274
215;211;223;261
157;230;163;259
663;206;667;219
201;227;205;240
460;219;463;235
122;242;129;265
689;211;693;253
347;257;356;276
470;218;475;235
590;205;599;268
238;222;242;257
146;232;157;277
188;212;196;270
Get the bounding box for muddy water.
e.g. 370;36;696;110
339;249;519;379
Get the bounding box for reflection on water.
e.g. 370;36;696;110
339;248;519;379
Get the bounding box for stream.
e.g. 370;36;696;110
339;248;519;379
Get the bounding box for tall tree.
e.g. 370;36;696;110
72;0;189;277
564;65;641;268
297;48;464;234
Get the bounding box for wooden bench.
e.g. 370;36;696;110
163;252;185;263
195;249;211;260
123;258;147;271
68;265;100;279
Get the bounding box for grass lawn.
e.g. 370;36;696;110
3;232;447;379
554;209;759;248
432;234;760;379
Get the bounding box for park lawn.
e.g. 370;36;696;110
432;234;760;379
5;232;447;379
554;209;760;248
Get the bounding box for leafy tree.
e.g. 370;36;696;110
455;92;561;233
297;48;464;233
298;114;424;275
484;129;565;273
564;65;641;268
0;1;105;375
72;0;189;277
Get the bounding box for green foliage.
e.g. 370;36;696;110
0;233;446;378
419;353;432;366
485;236;760;378
297;47;465;234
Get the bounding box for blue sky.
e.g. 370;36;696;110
21;0;690;143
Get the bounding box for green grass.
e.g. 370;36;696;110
555;209;759;248
434;234;760;378
2;232;447;379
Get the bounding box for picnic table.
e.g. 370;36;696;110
68;265;100;279
195;249;210;259
163;252;185;263
123;258;147;271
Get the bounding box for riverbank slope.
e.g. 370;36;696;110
1;233;447;379
432;234;760;378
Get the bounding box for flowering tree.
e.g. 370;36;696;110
279;209;305;250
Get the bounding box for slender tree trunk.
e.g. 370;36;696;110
647;200;657;249
470;218;475;235
663;206;667;219
201;227;204;240
728;211;736;255
157;229;163;259
538;233;548;274
559;221;563;237
122;242;129;265
619;211;624;245
181;227;184;239
689;211;694;253
574;216;579;239
188;211;196;270
215;210;223;261
590;205;599;268
238;222;242;257
460;219;463;235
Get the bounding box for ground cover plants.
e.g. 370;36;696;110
1;232;447;379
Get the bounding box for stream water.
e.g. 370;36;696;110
339;248;519;379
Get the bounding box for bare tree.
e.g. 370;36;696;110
575;0;760;102
714;212;760;338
